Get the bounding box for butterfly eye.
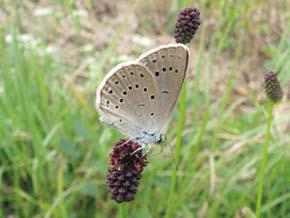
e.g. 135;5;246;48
123;91;127;95
128;86;132;90
175;69;178;73
140;73;144;78
109;90;113;94
120;99;123;103
143;87;147;92
135;84;139;88
152;59;156;63
155;71;159;77
115;81;119;84
150;113;154;116
169;67;173;71
150;95;155;100
162;67;166;72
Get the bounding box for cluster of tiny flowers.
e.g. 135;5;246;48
174;7;201;44
264;71;283;102
106;139;147;203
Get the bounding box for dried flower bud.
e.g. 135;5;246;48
174;7;201;44
264;71;283;102
106;139;147;203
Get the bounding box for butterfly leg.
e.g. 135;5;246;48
148;143;152;149
116;138;131;149
130;143;146;155
141;143;147;150
142;147;151;157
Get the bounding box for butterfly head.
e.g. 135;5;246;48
156;134;166;144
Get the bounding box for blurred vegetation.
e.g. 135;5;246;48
0;0;289;217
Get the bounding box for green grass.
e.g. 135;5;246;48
256;101;274;218
0;0;290;217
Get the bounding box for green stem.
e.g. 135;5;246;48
165;83;186;218
255;101;274;218
119;203;128;218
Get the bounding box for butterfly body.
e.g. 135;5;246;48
135;131;164;145
96;44;189;146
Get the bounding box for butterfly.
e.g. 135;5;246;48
96;44;189;147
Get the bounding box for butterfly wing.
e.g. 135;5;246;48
96;62;161;138
137;44;189;128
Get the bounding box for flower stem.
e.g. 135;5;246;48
119;203;128;218
165;83;186;218
255;101;274;218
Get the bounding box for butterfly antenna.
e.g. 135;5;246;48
164;140;178;170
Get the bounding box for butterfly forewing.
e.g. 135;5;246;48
138;44;189;128
96;62;161;137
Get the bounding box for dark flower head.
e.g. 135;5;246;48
174;7;201;44
264;71;283;102
106;139;147;203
